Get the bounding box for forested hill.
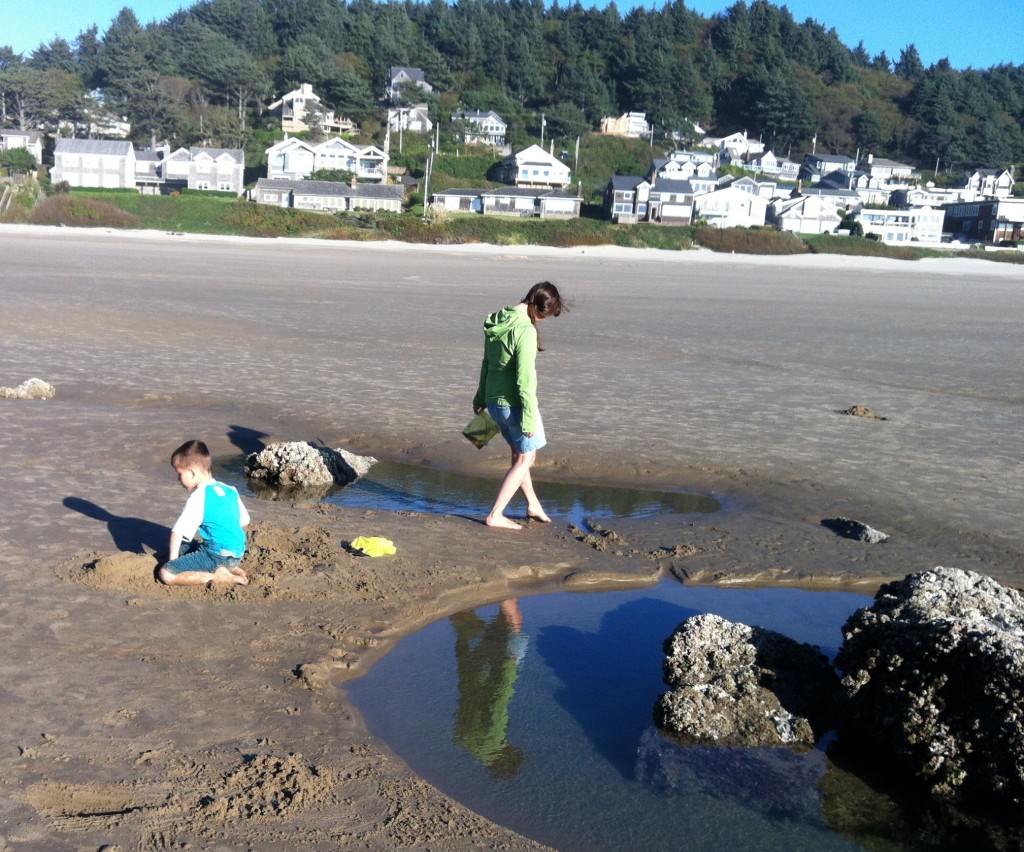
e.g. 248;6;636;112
3;0;1022;174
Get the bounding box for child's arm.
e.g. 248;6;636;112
168;529;186;561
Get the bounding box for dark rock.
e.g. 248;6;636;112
654;613;840;748
821;517;890;543
836;566;1024;823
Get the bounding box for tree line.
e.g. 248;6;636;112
2;0;1022;176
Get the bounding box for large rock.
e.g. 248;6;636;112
836;566;1024;821
654;613;840;748
245;441;377;491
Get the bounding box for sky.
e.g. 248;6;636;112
3;0;1023;70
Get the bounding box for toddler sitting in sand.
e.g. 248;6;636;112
159;439;250;586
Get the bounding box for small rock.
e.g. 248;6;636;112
838;404;886;420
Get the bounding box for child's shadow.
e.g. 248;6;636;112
63;497;168;555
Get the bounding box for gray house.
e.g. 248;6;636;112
52;139;135;189
253;178;404;213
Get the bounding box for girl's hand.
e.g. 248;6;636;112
473;404;483;414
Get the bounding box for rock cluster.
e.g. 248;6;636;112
836;566;1024;820
0;378;56;399
654;613;839;749
245;442;377;491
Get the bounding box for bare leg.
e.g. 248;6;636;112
158;566;248;586
486;448;537;529
519;469;550;522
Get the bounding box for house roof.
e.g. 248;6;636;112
503;145;569;169
432;188;482;198
608;175;649;191
389;66;426;83
452;109;505;124
190;147;243;163
256;178;403;200
651;178;695;194
55;139;133;155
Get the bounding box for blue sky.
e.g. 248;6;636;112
4;0;1023;70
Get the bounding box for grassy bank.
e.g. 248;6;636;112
10;187;1022;264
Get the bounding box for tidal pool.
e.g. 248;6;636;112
220;457;720;526
347;581;876;852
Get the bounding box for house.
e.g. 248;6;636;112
719;174;778;201
0;130;44;165
265;137;387;183
768;195;844;234
266;83;355;135
861;156;915;184
701;130;765;159
648;157;716;186
387;105;433;134
957;168;1014;199
599;112;651;138
604;175;651;223
386;67;433;102
793;181;861;208
815;169;891;206
890;185;970;208
667;149;717;167
648;178;697;224
943;198;1024;244
490;145;571;188
252;178;404;213
800;153;856;184
52;139;135;189
480;187;580;218
430;188;484;214
161;147;245;194
693;185;768;228
451;109;507;147
428;186;581;219
855;206;944;244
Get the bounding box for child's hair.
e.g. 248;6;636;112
523;281;569;319
171;439;212;474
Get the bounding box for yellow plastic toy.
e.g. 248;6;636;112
349;536;397;557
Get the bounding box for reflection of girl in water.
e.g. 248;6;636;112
451;600;528;779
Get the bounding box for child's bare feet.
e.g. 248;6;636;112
486;514;522;530
527;509;551;523
212;566;249;585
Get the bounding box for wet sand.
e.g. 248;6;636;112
0;225;1021;849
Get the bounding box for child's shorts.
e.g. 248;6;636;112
164;539;243;575
487;403;547;454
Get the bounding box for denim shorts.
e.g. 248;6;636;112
164;539;242;575
487;403;547;454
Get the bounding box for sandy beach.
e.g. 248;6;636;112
0;224;1021;849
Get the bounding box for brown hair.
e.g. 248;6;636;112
170;439;212;474
523;281;569;319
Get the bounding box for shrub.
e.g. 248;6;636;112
694;226;808;255
29;196;141;229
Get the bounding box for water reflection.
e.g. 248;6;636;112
452;600;527;777
348;583;873;852
217;457;719;526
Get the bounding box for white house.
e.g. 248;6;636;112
265;137;387;183
855;206;943;244
266;83;355;135
0;130;44;165
386;67;433;102
490;145;571;188
693;185;768;228
451;109;507;147
958;168;1014;199
701;130;765;159
769;194;844;234
52;139;136;189
387;105;433;134
599;112;651;138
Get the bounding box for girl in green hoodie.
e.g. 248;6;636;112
473;281;568;529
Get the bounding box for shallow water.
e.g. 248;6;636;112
218;457;720;526
347;581;876;852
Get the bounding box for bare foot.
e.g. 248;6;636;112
527;509;551;523
485;515;522;530
212;566;249;585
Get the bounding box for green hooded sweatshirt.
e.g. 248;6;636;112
473;306;540;433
